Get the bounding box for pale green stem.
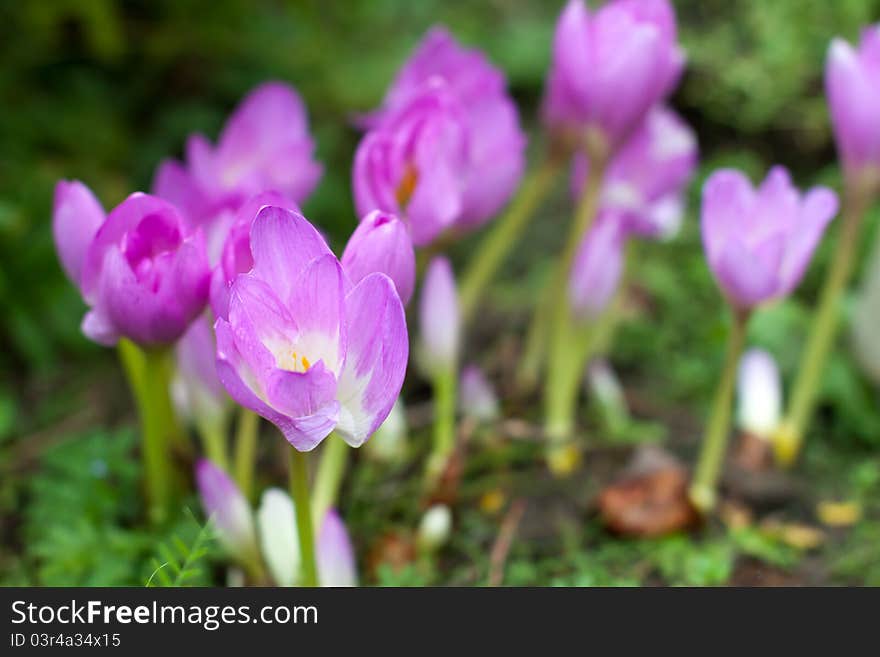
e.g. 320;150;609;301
288;448;318;587
118;339;184;525
778;181;876;465
195;416;229;471
312;433;349;522
233;408;260;501
543;154;608;441
459;152;563;324
689;309;750;513
544;322;596;440
426;366;457;483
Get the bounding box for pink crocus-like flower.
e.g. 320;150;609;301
257;490;357;587
701;167;839;309
341;210;416;306
214;205;408;451
354;28;526;246
543;0;684;150
195;459;259;564
172;314;229;426
316;510;358;587
568;213;627;321
825;25;880;179
153;82;322;258
418;257;460;375
53;183;211;346
571;106;698;239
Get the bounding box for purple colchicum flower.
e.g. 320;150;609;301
196;459;259;564
256;491;357;587
209;191;298;319
341;210;415;306
736;348;782;440
543;0;684;150
701;167;839;309
153;82;321;262
155;82;321;221
214;206;408;451
568;214;626;321
572;106;698;239
354;29;526;247
825;25;880;179
418;257;460;375
172;315;229;426
316;509;357;587
53;184;211;347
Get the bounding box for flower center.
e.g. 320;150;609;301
276;349;312;374
395;163;419;208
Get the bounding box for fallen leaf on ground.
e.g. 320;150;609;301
598;447;698;537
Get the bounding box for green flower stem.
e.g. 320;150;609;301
543;154;608;441
689;308;750;513
118;339;184;525
519;227;633;392
459;152;563;324
311;433;349;522
233;408;260;501
426;365;457;483
288;448;318;587
544;321;595;440
195;417;229;471
778;180;876;465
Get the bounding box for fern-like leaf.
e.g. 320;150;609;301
146;509;214;587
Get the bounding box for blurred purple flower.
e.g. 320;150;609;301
543;0;684;150
701;167;839;309
172;314;229;426
196;459;258;564
316;509;357;587
214;205;408;451
354;28;526;246
53;180;105;286
153;82;321;256
419;257;460;374
54;185;211;347
568;213;626;321
341;210;415;306
826;25;880;179
572;106;697;239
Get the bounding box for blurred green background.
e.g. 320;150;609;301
2;0;880;586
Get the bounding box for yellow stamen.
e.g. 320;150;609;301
395;163;419;208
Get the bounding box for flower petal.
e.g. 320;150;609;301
249;205;333;300
341;210;415;305
52;180;105;288
256;488;300;586
335;273;409;447
195;459;258;563
317;509;357;587
701;169;755;266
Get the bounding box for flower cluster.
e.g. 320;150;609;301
354;28;526;246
